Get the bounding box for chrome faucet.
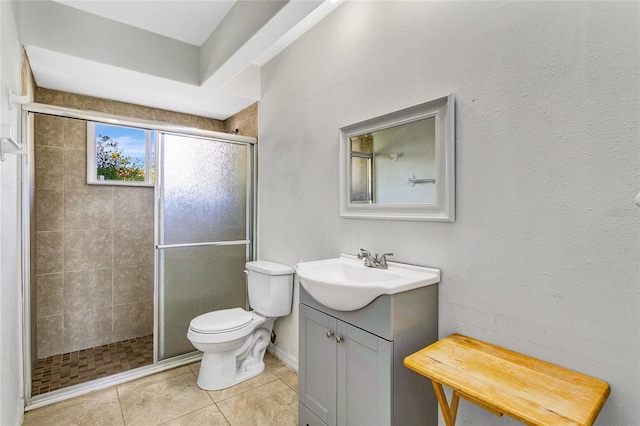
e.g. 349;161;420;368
357;249;378;267
378;252;394;268
357;248;394;269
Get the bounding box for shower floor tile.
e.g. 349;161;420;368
32;335;153;396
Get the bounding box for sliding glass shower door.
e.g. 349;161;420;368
156;133;254;360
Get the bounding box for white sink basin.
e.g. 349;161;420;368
296;254;440;311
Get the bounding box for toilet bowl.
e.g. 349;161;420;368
187;260;294;391
188;308;273;390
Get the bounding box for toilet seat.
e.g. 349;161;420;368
187;309;265;345
190;308;253;334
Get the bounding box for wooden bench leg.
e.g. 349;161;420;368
432;381;460;426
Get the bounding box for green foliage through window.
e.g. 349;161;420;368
96;134;145;181
88;122;154;186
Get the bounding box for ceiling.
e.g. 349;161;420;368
53;1;237;46
19;0;342;120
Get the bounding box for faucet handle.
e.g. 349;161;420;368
358;248;372;259
379;252;394;267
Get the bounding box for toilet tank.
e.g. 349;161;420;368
245;260;295;317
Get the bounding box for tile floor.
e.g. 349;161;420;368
23;352;299;426
32;335;154;396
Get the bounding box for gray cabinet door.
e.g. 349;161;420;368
336;321;392;426
299;305;337;426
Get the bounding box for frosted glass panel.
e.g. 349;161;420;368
160;135;247;244
157;133;253;361
159;245;247;359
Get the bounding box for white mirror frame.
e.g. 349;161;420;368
339;94;455;222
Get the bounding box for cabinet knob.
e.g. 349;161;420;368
336;336;343;343
326;330;334;338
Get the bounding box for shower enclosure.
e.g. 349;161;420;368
23;105;255;406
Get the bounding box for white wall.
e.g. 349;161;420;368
0;1;24;425
258;2;639;425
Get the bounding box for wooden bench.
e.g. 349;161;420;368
404;334;610;426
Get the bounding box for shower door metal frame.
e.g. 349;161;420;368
20;103;257;410
154;131;256;361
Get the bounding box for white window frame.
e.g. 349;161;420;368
87;121;155;187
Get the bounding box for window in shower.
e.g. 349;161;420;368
87;122;156;186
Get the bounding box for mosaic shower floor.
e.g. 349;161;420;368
31;335;154;396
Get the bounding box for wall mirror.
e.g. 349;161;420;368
339;94;455;221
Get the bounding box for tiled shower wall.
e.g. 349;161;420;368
33;88;255;359
34;113;157;358
224;103;258;138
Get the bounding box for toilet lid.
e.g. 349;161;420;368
189;308;253;334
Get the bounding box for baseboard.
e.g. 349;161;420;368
267;343;298;373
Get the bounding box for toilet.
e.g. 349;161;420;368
187;260;295;391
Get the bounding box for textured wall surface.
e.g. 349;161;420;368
1;1;25;424
33;112;155;357
35;88;226;132
258;2;639;425
224;102;258;138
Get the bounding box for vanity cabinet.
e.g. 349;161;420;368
298;284;439;426
299;305;392;426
